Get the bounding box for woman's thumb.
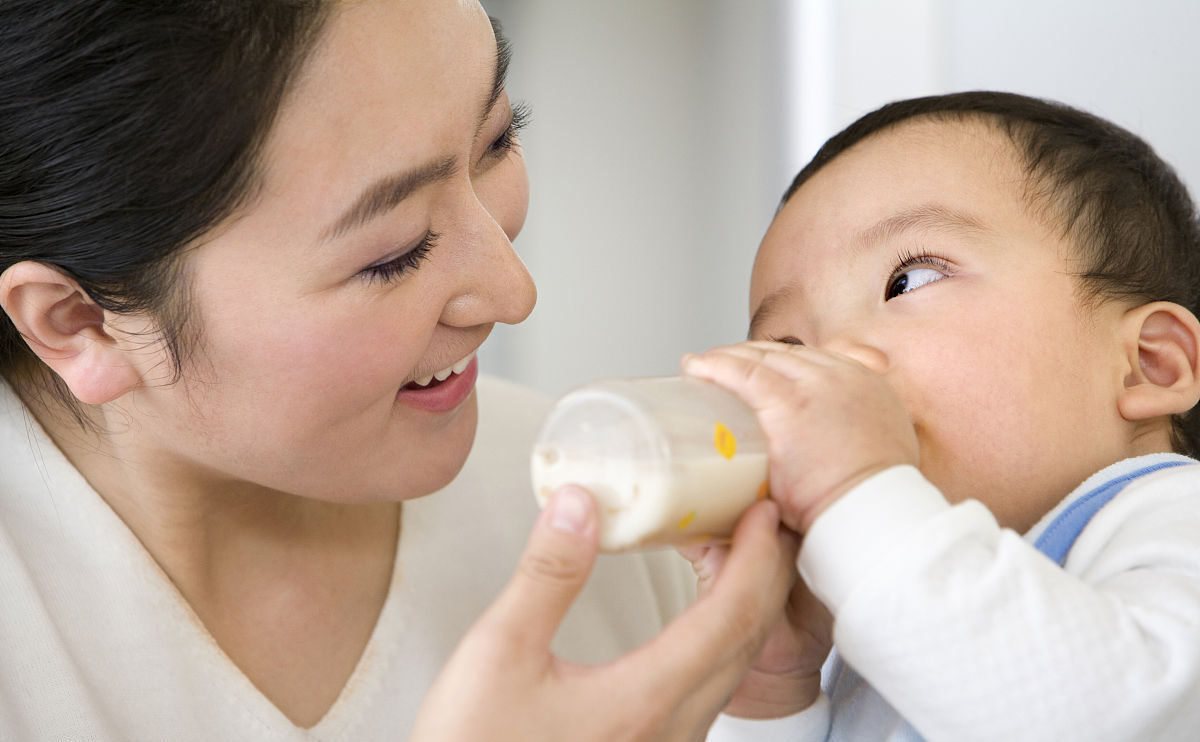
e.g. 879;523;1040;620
482;485;600;652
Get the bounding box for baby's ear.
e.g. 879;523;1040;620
1117;301;1200;422
0;261;141;404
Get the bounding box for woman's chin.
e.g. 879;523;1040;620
375;395;480;502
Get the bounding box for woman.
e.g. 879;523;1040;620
0;1;798;739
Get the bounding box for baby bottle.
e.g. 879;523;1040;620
531;376;769;552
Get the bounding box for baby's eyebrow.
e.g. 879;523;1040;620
748;204;986;337
748;285;800;339
854;203;988;253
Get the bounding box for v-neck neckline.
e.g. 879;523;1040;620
6;382;410;739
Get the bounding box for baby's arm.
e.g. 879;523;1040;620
686;342;1200;742
686;340;914;741
802;463;1200;741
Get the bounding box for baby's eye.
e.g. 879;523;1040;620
886;267;944;299
885;254;952;300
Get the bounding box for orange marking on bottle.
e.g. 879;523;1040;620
714;422;737;459
677;511;696;530
757;480;770;500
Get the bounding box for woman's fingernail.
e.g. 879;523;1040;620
549;486;589;534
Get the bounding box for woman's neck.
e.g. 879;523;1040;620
23;386;402;727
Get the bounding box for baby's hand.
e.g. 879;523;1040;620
683;341;918;533
679;535;832;720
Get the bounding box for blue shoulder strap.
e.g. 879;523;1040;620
1033;460;1189;565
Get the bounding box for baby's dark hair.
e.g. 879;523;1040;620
781;91;1200;457
0;0;330;409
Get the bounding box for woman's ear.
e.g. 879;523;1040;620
0;261;141;404
1117;301;1200;422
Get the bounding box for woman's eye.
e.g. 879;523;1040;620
885;254;952;300
486;101;531;158
359;231;440;285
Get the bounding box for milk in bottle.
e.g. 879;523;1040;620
531;376;769;551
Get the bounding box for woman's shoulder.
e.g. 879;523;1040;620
475;374;552;429
476;373;552;406
411;375;548;527
0;377;77;502
469;374;552;465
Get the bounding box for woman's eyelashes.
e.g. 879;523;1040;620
354;103;528;286
885;250;953;300
360;231;441;285
486;101;531;158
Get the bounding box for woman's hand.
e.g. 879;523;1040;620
679;538;833;721
410;485;800;742
684;341;919;533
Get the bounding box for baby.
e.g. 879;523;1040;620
691;91;1200;741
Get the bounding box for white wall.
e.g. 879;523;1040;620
481;0;1200;397
479;0;792;396
796;0;1200;191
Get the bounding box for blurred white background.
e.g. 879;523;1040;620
478;0;1200;397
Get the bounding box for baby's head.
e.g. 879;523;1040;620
751;91;1200;531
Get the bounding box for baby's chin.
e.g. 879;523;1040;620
930;470;1070;534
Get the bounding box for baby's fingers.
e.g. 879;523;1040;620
677;541;731;600
683;346;818;413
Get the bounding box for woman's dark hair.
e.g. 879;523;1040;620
0;0;330;406
781;91;1200;457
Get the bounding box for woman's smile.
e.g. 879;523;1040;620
398;353;479;412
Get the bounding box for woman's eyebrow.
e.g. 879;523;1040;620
320;21;513;243
322;156;459;243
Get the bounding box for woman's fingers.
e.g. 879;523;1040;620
613;500;799;713
414;491;804;742
476;485;600;655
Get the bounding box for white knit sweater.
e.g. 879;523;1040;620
709;455;1200;742
0;376;695;741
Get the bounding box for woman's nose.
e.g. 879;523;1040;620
440;195;537;328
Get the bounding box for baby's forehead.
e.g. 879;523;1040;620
855;116;1026;179
754;93;1198;356
753;118;1080;286
781;118;1039;234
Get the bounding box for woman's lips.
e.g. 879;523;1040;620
397;356;479;412
406;351;477;388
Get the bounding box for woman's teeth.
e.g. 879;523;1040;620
412;351;475;388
